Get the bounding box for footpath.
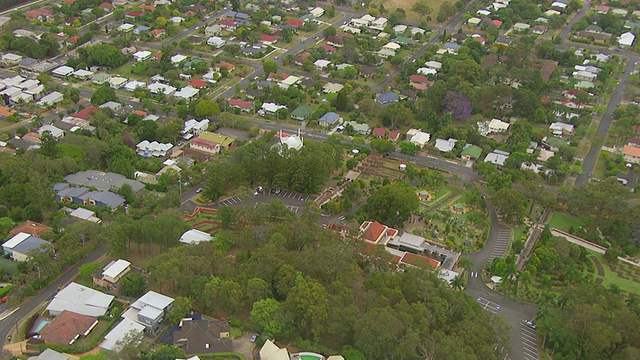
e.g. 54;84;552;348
550;228;640;268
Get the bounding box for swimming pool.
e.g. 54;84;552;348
34;319;51;333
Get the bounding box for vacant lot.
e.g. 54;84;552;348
372;0;446;22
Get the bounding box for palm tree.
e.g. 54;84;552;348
451;276;466;290
458;256;474;273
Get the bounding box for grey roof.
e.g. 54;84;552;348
53;182;68;191
79;191;125;208
47;282;114;317
13;235;50;256
53;120;77;132
445;42;461;51
319;112;340;124
377;92;399;103
27;348;69;360
223;10;237;17
18;57;37;67
64;170;145;192
56;186;89;198
235;12;249;19
132;291;174;311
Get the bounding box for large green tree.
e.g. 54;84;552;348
361;183;420;227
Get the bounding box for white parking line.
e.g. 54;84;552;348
288;192;294;198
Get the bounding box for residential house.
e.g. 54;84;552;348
319;112;341;127
261;102;287;115
26;8;54;22
63;170;145;192
619;32;636;47
189;131;234;156
79;191;126;209
484;150;510;167
122;291;174;333
173;317;232;355
125;10;143;19
9;220;52;237
228;98;253;112
321;44;337;54
205;25;221;36
148;82;176;95
388;130;400;142
260;339;290;360
323;82;343;93
386;232;460;270
461;144;483;161
136;140;173;157
2;232;51;262
93;259;131;290
100;319;145;353
149;29;165;38
38;310;98;345
407;129;430;148
108;76;128;89
260;34;277;45
314;59;331;71
46;282;114;317
179;229;213;245
290;105;312;121
623;144;640;164
310;6;324;17
73;69;94;80
434;138;457;152
133;25;150;35
533;24;548;34
56;186;89;204
285;19;304;27
344;121;370;135
99;101;123;114
52;66;75;78
488;118;510;133
542;136;568;152
174;86;200;101
326;36;342;47
28;349;69;360
92;73;111;86
133;50;152;62
182;119;209;138
377;92;399;106
215;62;235;73
617;172;639;191
38;124;64;139
207;36;225;48
549;122;575;136
373;127;387;138
125;80;146;92
68;207;101;223
218;18;236;30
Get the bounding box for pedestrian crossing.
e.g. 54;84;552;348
487;228;511;263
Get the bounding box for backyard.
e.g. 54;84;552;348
548;212;584;232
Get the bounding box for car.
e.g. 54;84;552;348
524;319;536;329
338;215;345;221
275;56;279;60
253;190;259;196
196;187;203;193
321;224;327;228
336;125;344;132
1;296;7;303
254;76;259;80
250;334;259;343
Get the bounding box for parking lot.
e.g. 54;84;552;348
520;322;539;360
477;297;502;314
486;228;511;264
214;189;314;212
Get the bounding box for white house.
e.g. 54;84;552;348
314;59;331;71
99;259;131;287
2;232;51;262
409;130;431;147
417;67;437;76
619;32;636;47
488;118;510;133
179;229;213;244
109;76;128;89
207;36;226;48
124;80;146;92
171;54;188;65
38;124;64;139
484;150;511;167
549;122;575;136
434;138;457;152
118;23;135;32
121;291;174;333
174;86;199;101
100;318;145;353
310;6;324;17
133;50;152;62
148;82;176;95
46;282;114;317
73;69;94;80
52;65;74;78
136;140;173;157
37;91;63;107
261;102;287;115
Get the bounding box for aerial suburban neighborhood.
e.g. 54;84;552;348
0;0;638;358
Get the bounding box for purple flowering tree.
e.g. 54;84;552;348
443;90;472;120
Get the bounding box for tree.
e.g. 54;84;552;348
156;16;168;28
284;280;329;340
323;26;337;38
79;44;128;68
361;183;420;227
218;206;236;229
166;297;192;326
451;275;466;290
335;89;349;111
40;132;58;158
370;138;395;155
194;100;220;119
78;262;100;280
411;1;432;21
492;188;526;223
263;60;278;74
120;273;147;297
91;86;118;106
250;298;287;338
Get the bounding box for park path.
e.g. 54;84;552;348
550;228;640;268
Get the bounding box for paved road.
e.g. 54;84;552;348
558;0;591;39
464;194;539;360
0;244;107;349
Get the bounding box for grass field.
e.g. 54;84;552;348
0;257;18;276
548;212;584;232
372;0;446;22
588;251;640;297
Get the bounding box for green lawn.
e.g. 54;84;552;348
548;212;584;232
0;257;19;276
588;251;640;296
513;226;528;243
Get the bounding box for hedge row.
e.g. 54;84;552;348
196;352;246;360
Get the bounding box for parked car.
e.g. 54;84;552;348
524;319;536;329
250;334;259;343
1;296;7;303
196;187;203;193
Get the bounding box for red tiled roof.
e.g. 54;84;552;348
373;127;387;137
72;105;97;120
64;0;75;4
140;4;156;11
26;8;54;19
624;145;640;158
321;44;336;53
99;2;114;8
66;17;79;24
153;51;162;59
364;221;386;242
134;110;147;116
410;74;428;83
23;132;42;143
229;98;252;109
388;130;399;140
39;311;97;345
150;29;165;37
410;83;428;90
400;252;441;269
192;4;206;11
219;18;235;27
491;19;503;26
184;10;196;16
189;79;208;88
268;72;289;80
190;137;220;150
0;107;16;117
9;220;52;237
216;61;235;71
67;35;80;44
126;10;144;17
286;19;304;26
260;34;277;42
326;36;342;45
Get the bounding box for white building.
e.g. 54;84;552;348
46;282;114;317
314;59;331;71
207;36;226;48
484;150;511;167
118;23;135;32
549;122;575;136
310;6;324;17
121;291;174;333
109;76;128;89
261;102;287;115
37;91;63;107
408;129;431;147
434;138;457;152
619;31;636;47
182;119;209;138
52;65;74;78
100;318;145;353
488;118;510;133
133;50;152;62
171;54;188;65
174;86;199;101
136;140;173;157
73;69;94;80
124;80;146;92
38;124;64;139
148;82;176;95
179;229;213;244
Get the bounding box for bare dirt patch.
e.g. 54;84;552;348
372;0;446;22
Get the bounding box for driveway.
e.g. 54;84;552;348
233;332;257;360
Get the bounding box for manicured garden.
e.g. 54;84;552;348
548;212;584;232
588;251;640;298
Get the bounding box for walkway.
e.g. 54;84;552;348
550;228;640;268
